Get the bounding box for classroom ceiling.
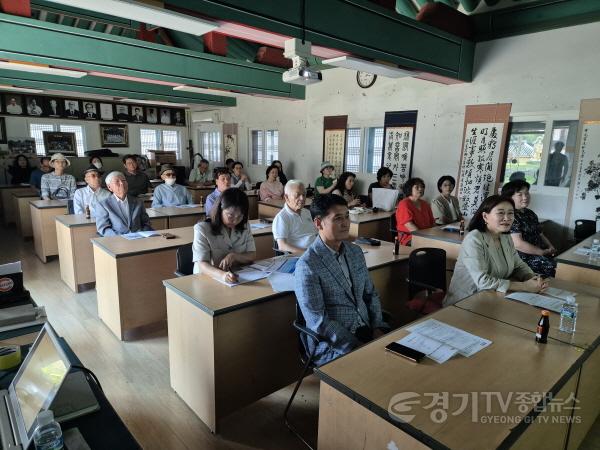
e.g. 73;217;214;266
0;0;598;107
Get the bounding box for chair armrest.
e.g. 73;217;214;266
293;321;324;346
406;278;443;293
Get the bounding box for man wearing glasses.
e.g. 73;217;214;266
151;165;192;207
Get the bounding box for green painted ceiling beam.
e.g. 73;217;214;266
0;70;237;106
472;0;600;41
0;13;304;99
166;0;475;82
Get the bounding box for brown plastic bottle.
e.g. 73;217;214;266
535;310;550;344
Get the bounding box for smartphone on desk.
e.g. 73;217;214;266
162;233;176;239
385;342;425;363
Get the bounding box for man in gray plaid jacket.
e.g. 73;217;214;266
294;194;389;366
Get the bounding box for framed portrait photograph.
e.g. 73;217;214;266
43;131;77;155
7;138;36;155
99;103;114;121
82;101;98;120
5;94;24;115
130;106;145;123
25;96;44;116
46;98;63;117
100;124;129;147
159;108;171;125
0;117;7;144
172;109;185;126
115;104;129;122
64;99;81;119
145;107;157;124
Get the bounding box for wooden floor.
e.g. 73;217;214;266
1;224;599;450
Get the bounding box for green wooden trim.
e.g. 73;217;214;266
0;13;304;99
165;0;474;81
472;0;600;41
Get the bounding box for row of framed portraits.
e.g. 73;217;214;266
0;93;186;126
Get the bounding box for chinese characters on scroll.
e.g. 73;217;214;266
382;126;413;188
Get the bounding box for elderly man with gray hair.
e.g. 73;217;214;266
272;179;317;255
94;171;152;236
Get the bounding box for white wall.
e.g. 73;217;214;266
212;20;600;229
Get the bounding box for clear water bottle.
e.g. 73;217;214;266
590;239;600;264
559;296;578;334
33;410;63;450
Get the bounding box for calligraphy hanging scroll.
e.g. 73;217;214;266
457;123;505;217
323;115;348;176
381;110;417;189
570;121;600;221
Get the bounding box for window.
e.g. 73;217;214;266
199;131;222;162
29;123;86;156
503;121;545;185
251;129;279;165
544;120;578;187
365;127;384;174
345;128;362;172
140;129;182;159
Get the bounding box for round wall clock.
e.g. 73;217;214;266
356;71;377;88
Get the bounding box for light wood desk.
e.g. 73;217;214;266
454;280;600;450
55;212;173;293
187;185;215;205
258;198;312;219
316;306;585;450
13;192;40;238
246;192;258;220
349;210;394;241
555;232;600;288
412;225;466;267
1;185;37;226
163;241;410;433
92;220;275;340
30;199;68;262
146;206;205;228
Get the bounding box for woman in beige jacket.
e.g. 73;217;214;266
444;195;547;306
431;175;463;225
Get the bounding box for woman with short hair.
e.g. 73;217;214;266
501;180;557;277
394;177;435;246
259;164;284;201
444;195;546;306
192;188;256;282
431;175;462;225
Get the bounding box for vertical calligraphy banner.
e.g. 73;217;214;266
456;104;512;218
457;123;505;217
569;121;600;222
323;115;348;176
381;110;417;189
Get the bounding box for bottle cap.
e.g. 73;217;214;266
566;295;576;304
541;310;550;316
36;410;54;427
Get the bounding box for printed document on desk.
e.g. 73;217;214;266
250;222;270;229
251;256;299;274
121;231;161;240
396;333;458;364
505;292;565;313
216;268;270;287
407;319;492;357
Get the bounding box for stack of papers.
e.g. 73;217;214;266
396;319;492;364
121;231;161;240
505;292;569;313
216;268;269;287
250;256;299;274
250;222;270;229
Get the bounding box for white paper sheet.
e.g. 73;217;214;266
0;261;22;276
175;204;200;208
250;256;299;274
216;268;270;287
574;247;591;256
396;333;458;364
407;319;492;357
121;230;161;240
250;222;270;229
268;272;295;293
372;188;400;211
505;292;565;313
544;287;576;301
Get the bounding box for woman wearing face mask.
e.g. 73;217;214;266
89;156;104;173
444;195;547;306
431;175;463;225
395;177;435;246
332;172;362;207
501;180;557;277
151;165;192;207
192;188;256;282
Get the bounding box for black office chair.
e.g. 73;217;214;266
284;303;327;450
273;239;286;256
574;219;596;243
406;248;447;315
174;243;193;277
389;213;408;245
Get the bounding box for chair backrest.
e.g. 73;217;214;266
175;243;194;276
389;213;397;233
408;247;447;297
574;219;596;243
273;239;285;256
294;302;310;360
255;181;262;191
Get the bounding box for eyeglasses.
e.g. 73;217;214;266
223;210;243;220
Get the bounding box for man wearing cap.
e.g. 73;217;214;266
94;171;152;236
151;165;192;207
122;154;151;197
314;161;337;197
73;166;111;217
40;153;77;200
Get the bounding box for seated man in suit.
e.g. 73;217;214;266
95;171;152;236
294;194;389;366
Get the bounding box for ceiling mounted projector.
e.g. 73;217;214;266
282;38;322;86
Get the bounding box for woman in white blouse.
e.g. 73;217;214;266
444;195;547;306
192;188;256;282
431;175;463;225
